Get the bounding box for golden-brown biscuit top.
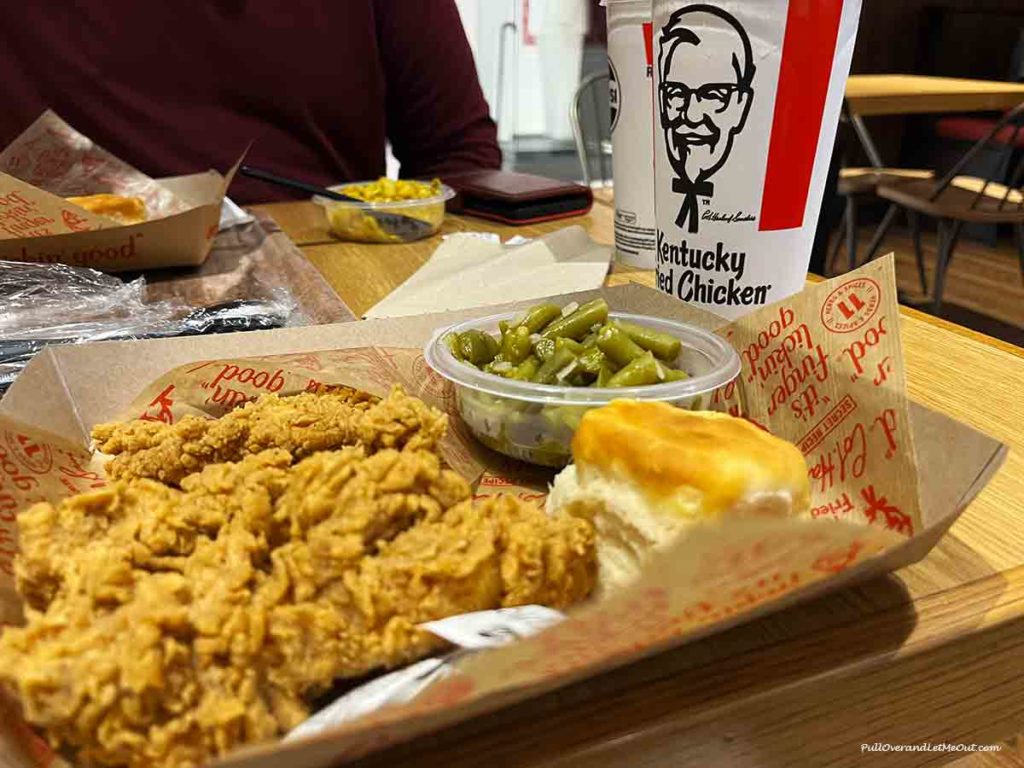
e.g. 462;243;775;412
571;400;809;516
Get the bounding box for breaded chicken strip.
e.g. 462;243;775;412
91;386;447;485
260;491;596;717
14;449;294;613
0;446;595;768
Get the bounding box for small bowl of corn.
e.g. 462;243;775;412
314;177;455;243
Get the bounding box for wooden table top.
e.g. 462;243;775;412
251;200;1024;766
846;74;1024;117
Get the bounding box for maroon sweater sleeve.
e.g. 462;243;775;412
373;0;501;178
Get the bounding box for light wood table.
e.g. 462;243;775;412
846;75;1024;118
251;201;1024;766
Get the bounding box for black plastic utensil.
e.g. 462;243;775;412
240;165;435;242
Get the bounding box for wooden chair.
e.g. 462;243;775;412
827;102;931;292
876;101;1024;313
570;71;612;186
829;167;932;291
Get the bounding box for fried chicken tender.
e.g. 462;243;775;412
0;445;596;768
260;490;596;715
91;386;447;485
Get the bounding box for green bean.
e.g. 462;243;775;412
555;337;585;356
540;299;610;341
457;333;480;363
608;351;660;388
459;330;499;365
501;325;532;364
443;332;464;361
532;348;579;384
484;332;500;360
455;309;692;393
483;355;510;375
516;303;562;334
567;371;590;387
534;337;556;361
657;362;689;382
577;346;606;375
614;320;682;361
489;341;503;363
596;324;646;367
509;355;541;381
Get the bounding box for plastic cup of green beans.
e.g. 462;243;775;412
424;298;741;467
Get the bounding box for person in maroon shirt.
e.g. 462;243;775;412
0;0;500;203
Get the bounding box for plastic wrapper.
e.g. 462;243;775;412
0;260;300;393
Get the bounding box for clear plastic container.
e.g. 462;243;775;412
424;311;741;467
313;182;456;243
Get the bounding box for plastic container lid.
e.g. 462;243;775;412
424;310;740;407
312;182;456;211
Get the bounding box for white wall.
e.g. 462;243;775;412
454;0;480;55
453;0;589;142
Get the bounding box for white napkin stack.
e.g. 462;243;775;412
363;225;612;319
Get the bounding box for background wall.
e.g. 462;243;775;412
847;0;1024;166
455;0;590;144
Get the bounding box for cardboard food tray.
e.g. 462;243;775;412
0;258;1007;768
0;111;239;271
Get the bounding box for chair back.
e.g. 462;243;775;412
570;70;612;186
930;100;1024;212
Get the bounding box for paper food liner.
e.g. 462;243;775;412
718;256;920;535
0;257;926;767
0;111;188;220
0;172;112;239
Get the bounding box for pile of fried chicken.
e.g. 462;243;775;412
0;387;596;768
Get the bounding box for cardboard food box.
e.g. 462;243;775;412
0;258;1006;768
0;111;239;272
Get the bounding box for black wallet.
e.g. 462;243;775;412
443;170;594;225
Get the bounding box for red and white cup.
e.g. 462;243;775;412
652;0;862;319
605;0;657;268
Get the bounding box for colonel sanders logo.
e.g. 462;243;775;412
659;5;755;234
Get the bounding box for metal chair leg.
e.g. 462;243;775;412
845;196;858;273
907;210;927;295
1015;223;1024;286
931;219;964;315
827;201;847;277
862;203;900;266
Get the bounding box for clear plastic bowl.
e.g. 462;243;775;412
424;310;741;467
313;182;456;243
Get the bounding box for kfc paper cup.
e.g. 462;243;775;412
652;0;862;319
605;0;657;268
